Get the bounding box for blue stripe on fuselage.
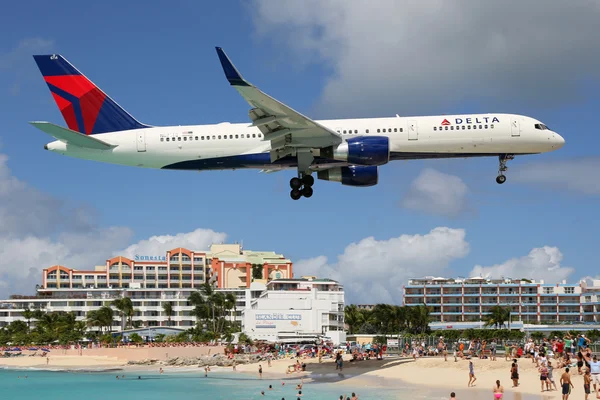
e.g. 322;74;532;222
161;152;534;172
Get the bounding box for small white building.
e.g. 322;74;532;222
242;277;346;345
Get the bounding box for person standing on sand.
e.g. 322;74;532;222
539;363;549;392
258;364;263;379
493;380;504;399
468;361;477;387
584;369;591;400
547;361;558;391
510;362;519;388
560;367;574;400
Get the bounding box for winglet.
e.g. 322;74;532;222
215;47;250;87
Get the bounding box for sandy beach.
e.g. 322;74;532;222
234;353;592;400
2;348;594;400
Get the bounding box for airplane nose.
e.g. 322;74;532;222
554;133;565;148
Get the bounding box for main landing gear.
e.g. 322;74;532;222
290;174;314;200
496;154;514;184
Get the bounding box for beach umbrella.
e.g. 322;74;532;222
12;347;22;351
28;347;38;351
41;348;50;352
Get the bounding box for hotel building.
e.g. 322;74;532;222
242;277;346;345
0;244;346;344
404;276;600;324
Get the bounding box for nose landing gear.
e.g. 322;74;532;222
289;174;314;200
496;154;514;184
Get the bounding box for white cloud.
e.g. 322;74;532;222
0;149;235;298
251;0;600;117
0;152;133;297
117;228;228;259
401;168;470;217
0;38;54;95
513;157;600;195
295;227;470;304
0;38;54;70
470;246;573;284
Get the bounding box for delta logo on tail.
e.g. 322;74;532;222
33;54;148;135
441;116;500;125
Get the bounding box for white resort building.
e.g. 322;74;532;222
0;244;346;345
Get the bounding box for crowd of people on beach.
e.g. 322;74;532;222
437;333;600;400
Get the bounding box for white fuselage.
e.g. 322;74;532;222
44;113;565;171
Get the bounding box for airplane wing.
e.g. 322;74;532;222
30;121;117;150
215;47;342;162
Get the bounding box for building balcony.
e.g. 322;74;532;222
463;293;480;296
481;293;497;296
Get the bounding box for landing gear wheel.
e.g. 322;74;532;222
496;154;514;185
302;175;314;187
290;177;302;190
302;186;313;198
290;189;302;200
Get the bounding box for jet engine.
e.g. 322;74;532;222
317;165;378;187
321;136;389;166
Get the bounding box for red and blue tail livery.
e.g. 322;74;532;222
33;54;148;135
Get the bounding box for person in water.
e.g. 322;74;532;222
493;380;504;399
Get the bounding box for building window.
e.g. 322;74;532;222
252;134;256;138
564;287;575;294
450;126;454;130
377;129;380;133
366;129;369;133
490;124;494;129
434;127;437;131
178;137;181;141
343;130;346;134
235;134;238;139
394;128;397;132
160;138;164;142
400;128;403;132
445;126;448;130
195;136;198;140
543;287;553;294
166;138;170;141
354;130;358;134
462;126;466;130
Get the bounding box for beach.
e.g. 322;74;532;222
1;348;588;399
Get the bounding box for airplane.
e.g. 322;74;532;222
31;49;565;200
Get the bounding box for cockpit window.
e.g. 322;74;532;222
534;123;550;130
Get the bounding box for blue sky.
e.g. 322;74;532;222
1;1;599;303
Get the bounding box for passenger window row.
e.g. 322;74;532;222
335;128;404;134
434;124;494;131
160;133;263;142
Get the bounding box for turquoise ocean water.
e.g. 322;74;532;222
0;368;403;400
0;368;539;400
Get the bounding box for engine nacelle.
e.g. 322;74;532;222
317;166;378;187
321;136;390;166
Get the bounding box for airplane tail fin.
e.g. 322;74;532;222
32;54;149;135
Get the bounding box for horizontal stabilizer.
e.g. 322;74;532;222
29;121;116;150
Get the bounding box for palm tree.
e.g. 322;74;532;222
344;305;361;334
22;308;34;333
88;305;115;333
200;283;217;332
407;305;431;334
484;306;511;329
112;297;134;330
224;292;237;325
188;291;209;330
162;302;174;327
